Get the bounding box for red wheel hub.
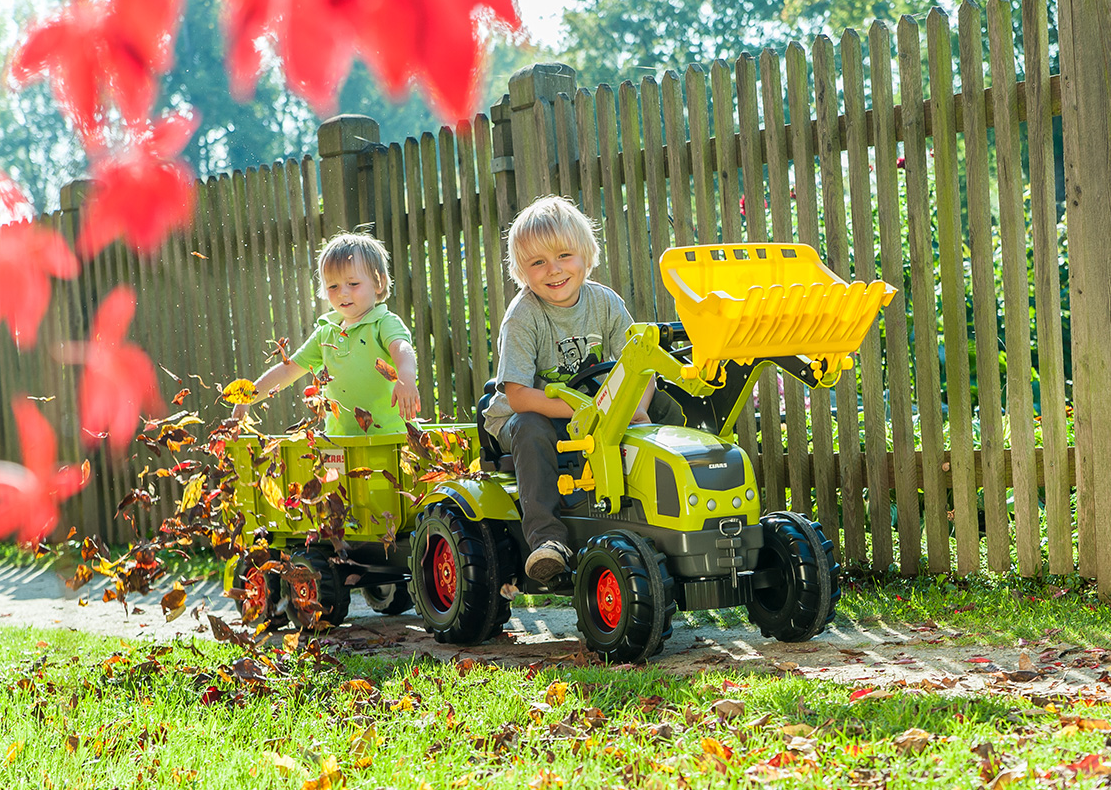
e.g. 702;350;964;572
243;566;270;620
292;576;318;609
430;536;457;609
595;569;622;630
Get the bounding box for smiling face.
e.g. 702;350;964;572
521;247;587;308
322;263;381;324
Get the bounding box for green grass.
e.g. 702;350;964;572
2;624;1111;789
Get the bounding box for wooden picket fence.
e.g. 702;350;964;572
0;0;1087;583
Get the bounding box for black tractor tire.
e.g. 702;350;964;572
409;503;510;645
746;511;840;642
283;548;351;631
233;552;289;629
361;582;414;615
573;530;676;663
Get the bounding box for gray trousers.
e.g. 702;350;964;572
499;412;570;552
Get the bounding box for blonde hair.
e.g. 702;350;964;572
316;232;392;301
506;196;600;289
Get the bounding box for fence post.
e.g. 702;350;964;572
318;114;379;237
506;63;577;206
1059;0;1111;595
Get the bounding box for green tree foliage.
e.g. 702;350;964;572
0;0;535;213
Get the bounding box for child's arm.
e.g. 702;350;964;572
387;338;421;420
231;360;309;419
630;376;655;425
504;381;575;419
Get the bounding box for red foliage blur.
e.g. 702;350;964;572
0;169;35;225
225;0;519;119
0;398;89;541
0;222;82;348
9;0;184;147
77;114;199;257
78;286;165;452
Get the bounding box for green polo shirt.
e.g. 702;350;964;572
291;303;412;435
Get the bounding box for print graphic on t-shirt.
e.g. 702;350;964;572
542;334;604;382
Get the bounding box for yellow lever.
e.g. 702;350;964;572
556;435;595;454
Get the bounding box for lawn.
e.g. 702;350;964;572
3;569;1111;789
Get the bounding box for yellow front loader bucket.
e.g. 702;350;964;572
660;243;897;372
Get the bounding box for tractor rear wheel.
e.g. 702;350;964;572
409;503;510;645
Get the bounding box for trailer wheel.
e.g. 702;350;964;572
573;530;676;663
229;553;289;629
283;549;351;631
746;512;840;642
361;582;414;615
409;503;509;645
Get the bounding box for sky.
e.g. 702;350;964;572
514;0;574;49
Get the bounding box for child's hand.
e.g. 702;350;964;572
630;407;651;425
392;379;421;420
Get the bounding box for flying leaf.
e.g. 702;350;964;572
374;357;398;382
76;114;198;257
0;397;89;541
223;378;259;405
178;476;204;513
0;221;81;348
261;476;286;511
78;286;164;453
354;407;374;432
161;582;186;621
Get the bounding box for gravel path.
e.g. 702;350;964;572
2;562;1108;701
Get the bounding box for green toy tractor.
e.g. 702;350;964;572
225;242;895;663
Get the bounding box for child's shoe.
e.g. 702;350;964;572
525;541;572;582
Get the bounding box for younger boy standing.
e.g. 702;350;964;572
233;232;420;434
482;196;656;582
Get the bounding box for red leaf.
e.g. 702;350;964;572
224;0;280;100
77;114;198;257
10;0;183;139
78;286;164;452
0;397;90;542
0;169;35;225
0;222;81;348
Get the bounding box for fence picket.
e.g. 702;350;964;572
900;17;950;573
404;138;435;414
457;121;492;398
815;35;866;562
619;82;653;321
686;66;716;246
474;114;507;349
959;2;1010;573
661;72;696;248
440;127;474;418
640;77;673;322
420;133;452;419
988;0;1040;576
1024;0;1072;574
596;85;628;296
841;29;893;569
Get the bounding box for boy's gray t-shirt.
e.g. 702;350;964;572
483;281;633;442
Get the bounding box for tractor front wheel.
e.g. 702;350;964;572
746;512;840;642
573;530;676;663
